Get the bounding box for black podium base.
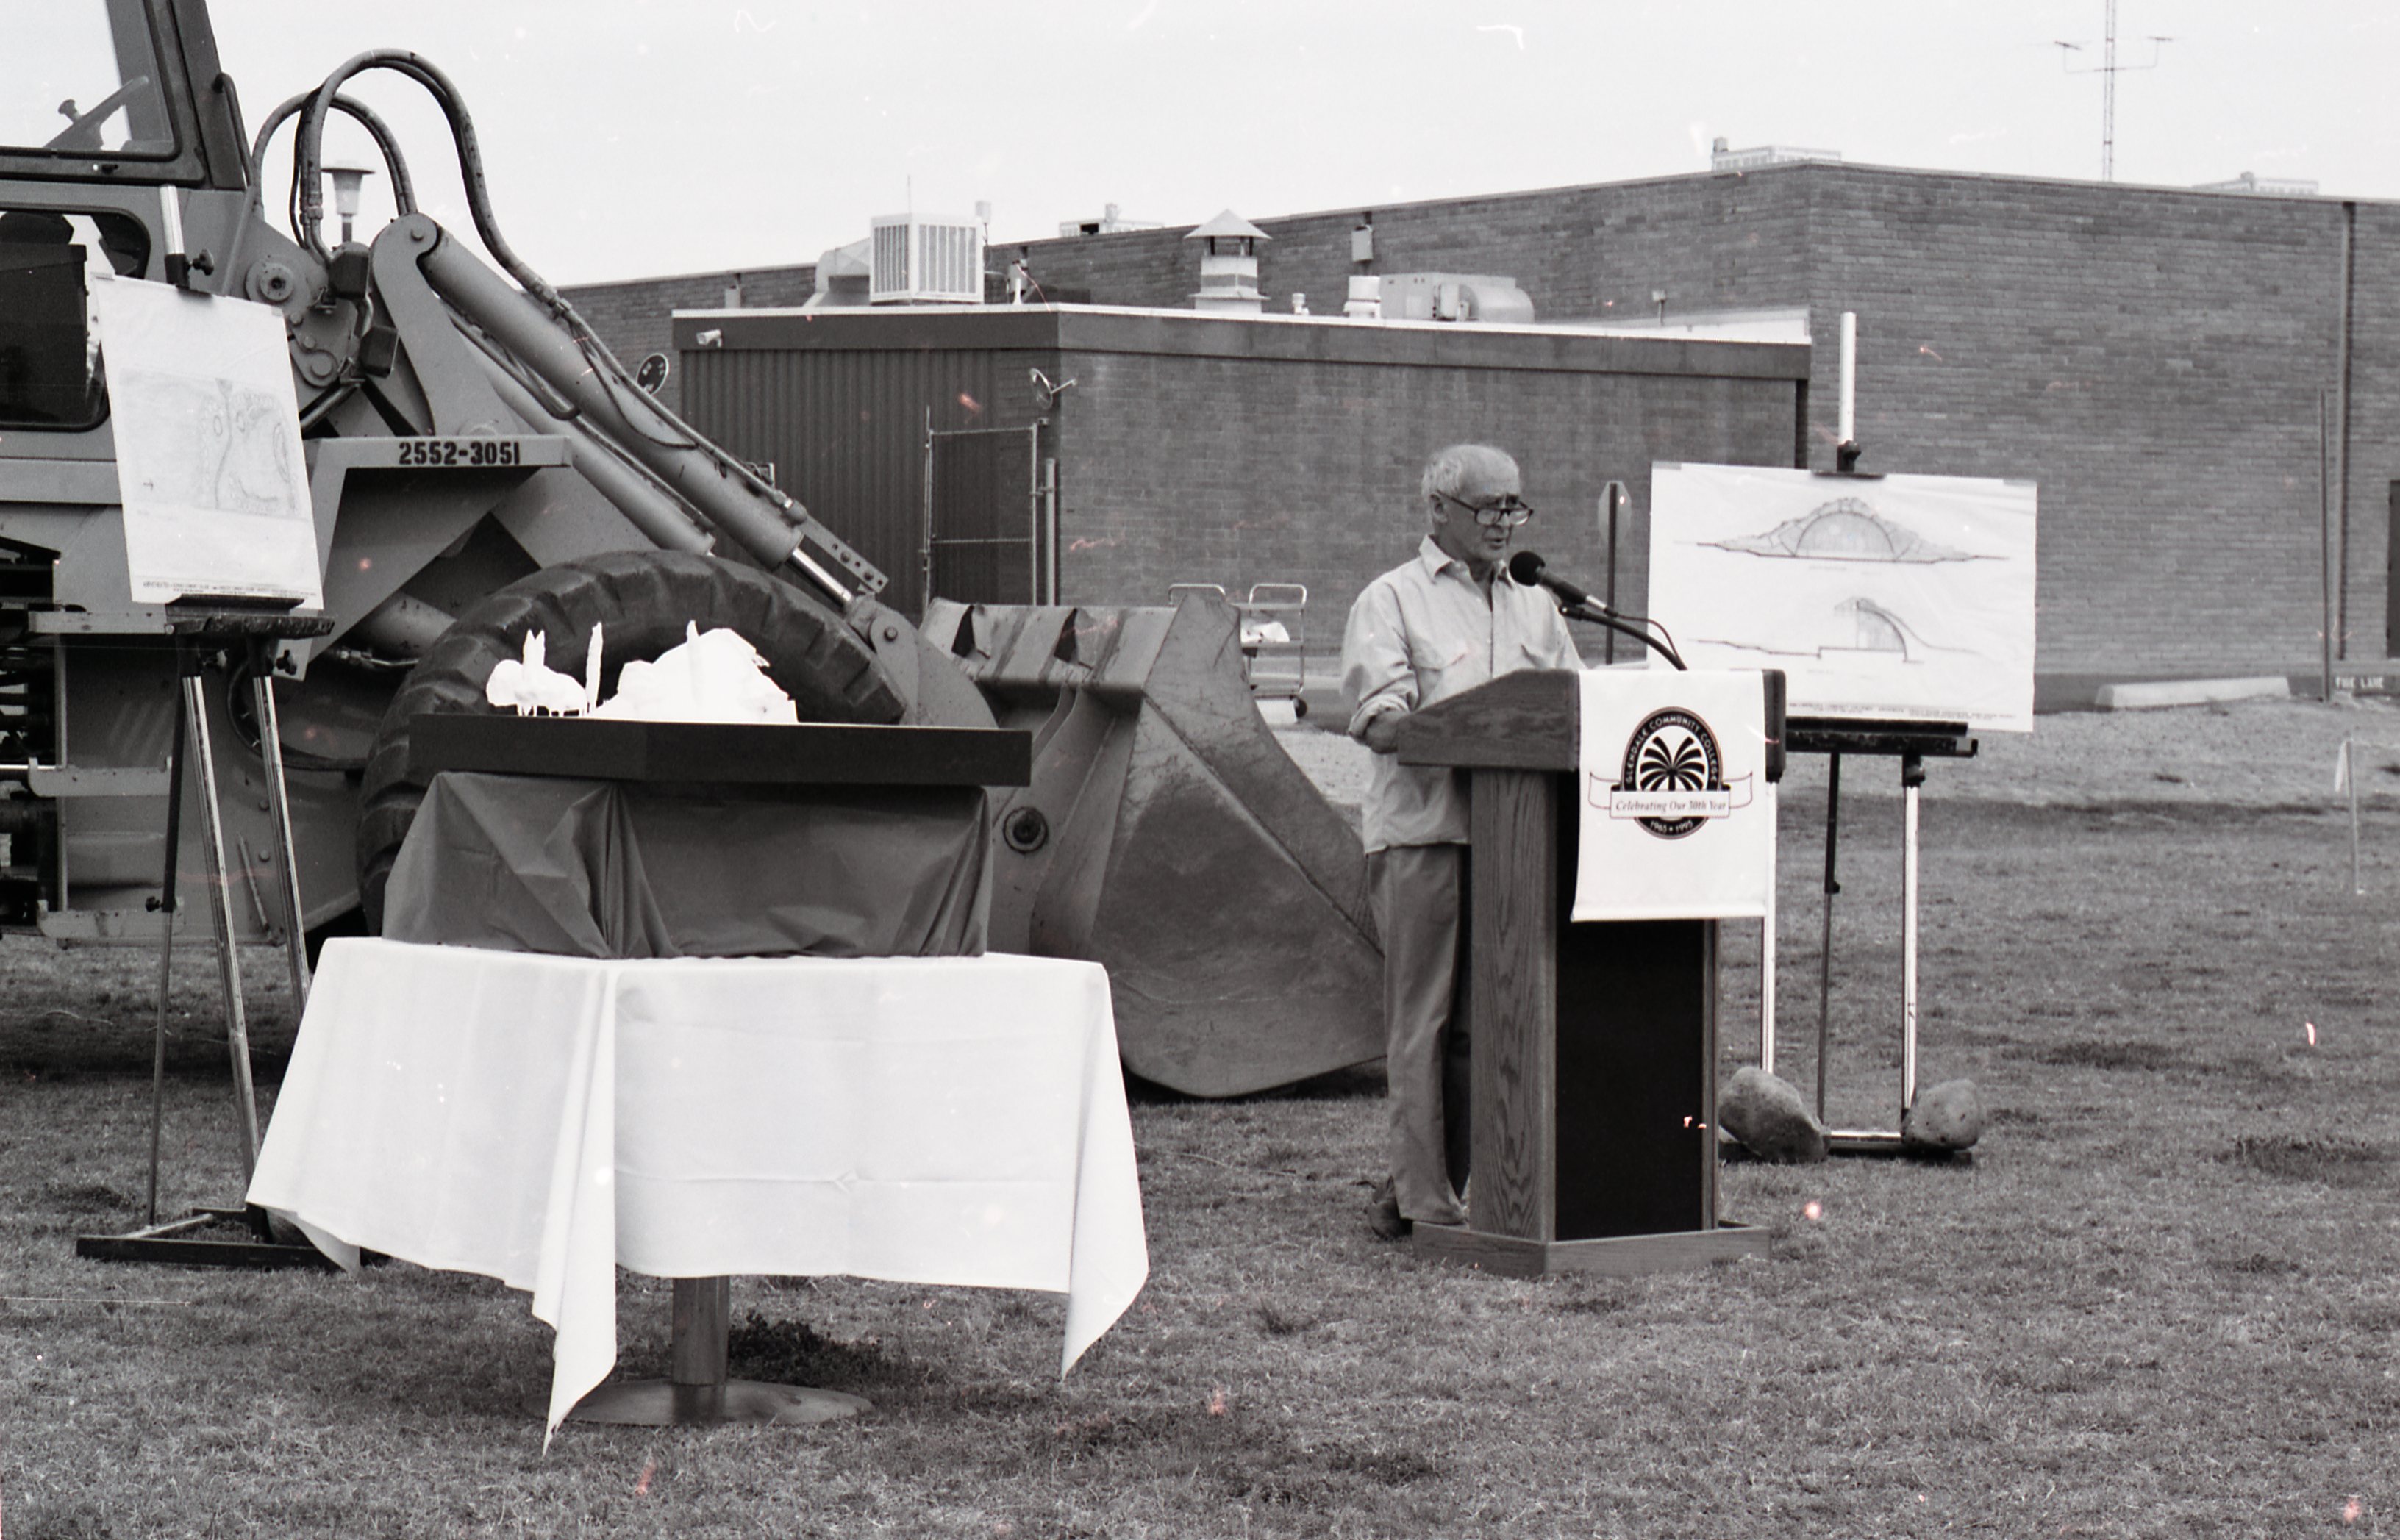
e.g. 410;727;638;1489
1412;1220;1769;1278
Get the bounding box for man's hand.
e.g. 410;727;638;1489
1360;711;1405;754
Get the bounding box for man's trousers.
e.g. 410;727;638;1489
1368;842;1471;1225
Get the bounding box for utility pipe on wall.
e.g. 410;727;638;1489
2321;390;2335;703
2335;202;2356;659
1838;310;1857;449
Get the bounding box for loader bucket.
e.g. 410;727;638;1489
921;593;1383;1097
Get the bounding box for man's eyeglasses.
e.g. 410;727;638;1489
1436;491;1536;529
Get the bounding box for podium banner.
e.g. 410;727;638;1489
1573;669;1774;923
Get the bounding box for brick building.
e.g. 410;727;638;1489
669;307;1806;647
563;160;2398;706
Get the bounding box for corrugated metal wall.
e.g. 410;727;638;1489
679;345;1040;617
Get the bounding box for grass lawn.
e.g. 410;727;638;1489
2;698;2396;1537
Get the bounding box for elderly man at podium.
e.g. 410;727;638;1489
1340;443;1579;1238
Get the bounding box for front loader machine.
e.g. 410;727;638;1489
3;1;1389;1097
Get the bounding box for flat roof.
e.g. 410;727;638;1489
671;303;1812;382
1032;157;2388;244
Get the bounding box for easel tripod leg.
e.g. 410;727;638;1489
144;647;190;1228
184;667;262;1183
1760;783;1778;1076
79;644;339;1269
1815;753;1841;1125
1900;753;1924;1117
247;639;312;1008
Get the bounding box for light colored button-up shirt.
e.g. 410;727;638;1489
1340;535;1581;852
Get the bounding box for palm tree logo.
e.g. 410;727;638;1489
1636;728;1710;792
1614;708;1724;839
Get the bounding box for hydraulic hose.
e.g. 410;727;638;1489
282;51;878;604
292;53;501;276
249;90;415;236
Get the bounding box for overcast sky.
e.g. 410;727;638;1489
194;0;2398;287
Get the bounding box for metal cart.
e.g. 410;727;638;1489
1168;582;1310;717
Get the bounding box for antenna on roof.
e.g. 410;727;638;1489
2055;0;2173;182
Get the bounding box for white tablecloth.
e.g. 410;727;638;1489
249;938;1149;1436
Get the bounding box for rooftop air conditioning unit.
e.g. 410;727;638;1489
1378;273;1535;325
869;212;985;304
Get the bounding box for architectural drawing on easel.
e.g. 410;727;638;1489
92;275;321;606
1710;595;1980;667
1649;465;2037;731
1710;496;1986;565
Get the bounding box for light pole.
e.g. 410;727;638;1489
325;163;374;245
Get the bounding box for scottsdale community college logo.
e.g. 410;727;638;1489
1593;706;1754;839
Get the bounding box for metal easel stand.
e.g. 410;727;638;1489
79;621;336;1269
1770;718;1977;1157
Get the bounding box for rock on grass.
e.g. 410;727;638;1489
1901;1078;1985;1153
1718;1067;1829;1163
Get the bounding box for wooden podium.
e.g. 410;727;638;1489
1395;669;1778;1277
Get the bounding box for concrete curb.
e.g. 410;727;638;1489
2093;676;2292;711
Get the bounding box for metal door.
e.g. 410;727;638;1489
922;421;1054;610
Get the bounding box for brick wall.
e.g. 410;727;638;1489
1049;350;1796;645
1793;171;2365;688
1006;171;1818;326
576;163;2400;695
2346;202;2400;662
1013;166;2396;691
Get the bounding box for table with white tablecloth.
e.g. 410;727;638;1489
248;937;1149;1435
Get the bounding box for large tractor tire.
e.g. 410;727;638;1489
354;550;905;931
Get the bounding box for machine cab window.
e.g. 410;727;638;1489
1;0;174;158
0;207;151;431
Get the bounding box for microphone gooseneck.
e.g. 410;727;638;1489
1508;550;1593;608
1510;550;1687;670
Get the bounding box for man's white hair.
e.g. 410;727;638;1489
1421;443;1518;515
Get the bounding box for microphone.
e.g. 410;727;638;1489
1507;551;1607;612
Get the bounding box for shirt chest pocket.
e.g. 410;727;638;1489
1409;637;1479;693
1512;636;1557;670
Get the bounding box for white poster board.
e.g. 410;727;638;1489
92;275;321;606
1648;464;2036;732
1573;668;1775;923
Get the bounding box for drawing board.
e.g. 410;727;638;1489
93;274;321;606
1648;464;2036;732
